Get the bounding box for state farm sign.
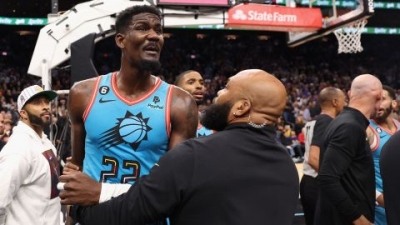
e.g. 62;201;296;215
226;4;323;32
232;9;298;22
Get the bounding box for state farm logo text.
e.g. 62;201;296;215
232;9;297;22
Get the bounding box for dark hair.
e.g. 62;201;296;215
174;70;198;85
383;85;396;100
115;5;162;34
318;87;340;106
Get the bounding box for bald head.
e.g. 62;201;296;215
350;74;382;97
216;69;287;124
318;87;346;117
349;74;383;119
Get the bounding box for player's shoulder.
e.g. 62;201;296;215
71;77;98;90
70;77;99;96
170;85;196;105
170;84;191;97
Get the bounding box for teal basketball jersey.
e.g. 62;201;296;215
83;72;172;184
196;124;213;137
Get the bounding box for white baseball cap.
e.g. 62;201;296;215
17;85;58;112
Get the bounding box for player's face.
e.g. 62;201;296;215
213;77;238;106
118;13;164;71
179;72;205;103
201;78;238;131
375;90;394;121
22;96;52;128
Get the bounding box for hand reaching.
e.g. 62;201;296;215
59;170;101;206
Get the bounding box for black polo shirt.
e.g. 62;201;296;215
316;107;375;225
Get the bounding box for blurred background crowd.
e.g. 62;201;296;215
1;29;400;160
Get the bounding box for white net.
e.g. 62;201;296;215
333;19;368;54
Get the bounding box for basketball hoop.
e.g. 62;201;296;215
334;19;368;54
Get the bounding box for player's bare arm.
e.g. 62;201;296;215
168;86;198;150
68;78;98;169
62;78;102;211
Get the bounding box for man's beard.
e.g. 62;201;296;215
139;60;161;72
27;110;51;128
196;99;204;106
200;101;232;132
375;105;392;123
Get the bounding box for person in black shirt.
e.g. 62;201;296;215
380;130;400;225
300;87;346;225
315;74;383;225
59;69;300;225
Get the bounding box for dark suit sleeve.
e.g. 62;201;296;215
76;143;195;225
380;131;400;225
317;123;362;222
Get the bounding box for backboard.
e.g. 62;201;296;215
287;0;374;47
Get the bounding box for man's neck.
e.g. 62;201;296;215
115;71;155;97
320;108;336;119
376;116;397;132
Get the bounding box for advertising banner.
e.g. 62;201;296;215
226;4;323;32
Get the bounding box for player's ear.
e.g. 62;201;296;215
332;98;338;107
392;99;398;110
115;33;125;49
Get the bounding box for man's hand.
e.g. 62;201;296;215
63;157;80;174
353;215;373;225
59;171;101;206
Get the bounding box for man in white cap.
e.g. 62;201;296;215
0;85;60;225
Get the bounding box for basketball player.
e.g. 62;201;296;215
0;85;60;225
61;4;198;218
315;74;382;225
300;87;346;225
60;69;299;225
366;85;399;225
174;70;213;137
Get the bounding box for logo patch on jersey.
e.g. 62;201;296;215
376;127;382;134
99;86;110;95
147;96;164;110
99;97;116;103
153;96;160;104
98;111;152;151
197;133;206;137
